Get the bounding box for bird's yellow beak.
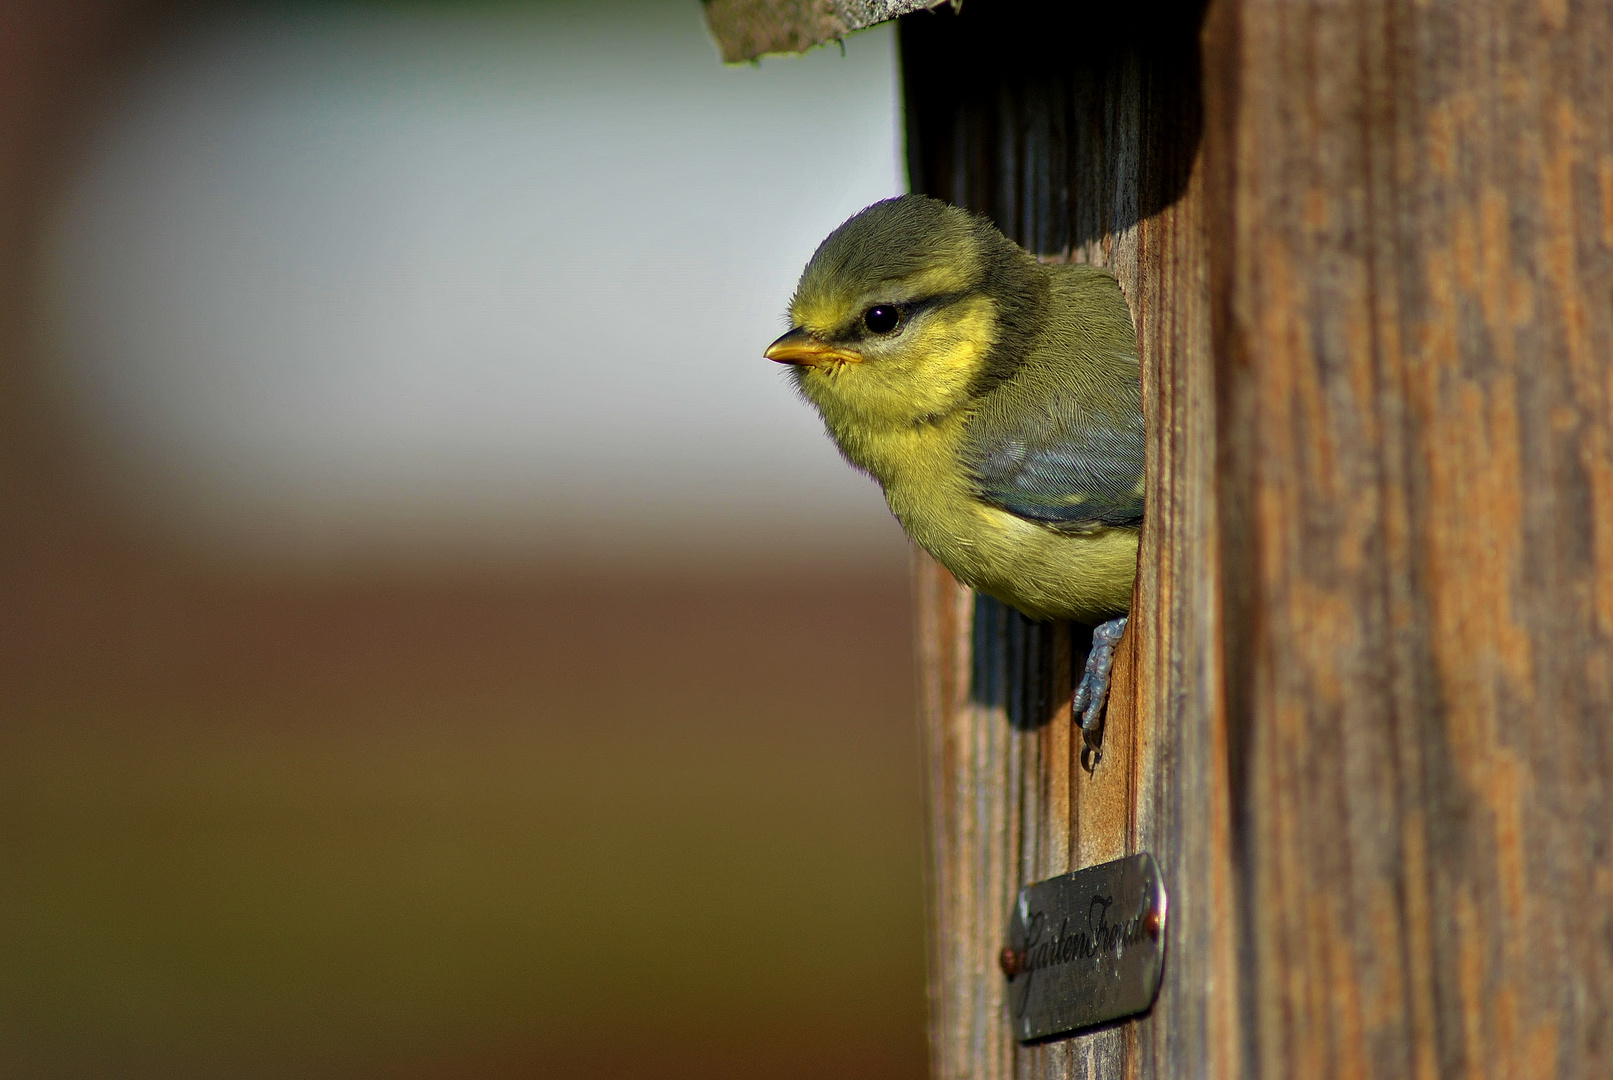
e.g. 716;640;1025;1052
765;327;863;366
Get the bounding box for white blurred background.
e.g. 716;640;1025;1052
2;4;926;1079
38;0;906;568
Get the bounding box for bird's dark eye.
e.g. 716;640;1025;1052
862;305;901;335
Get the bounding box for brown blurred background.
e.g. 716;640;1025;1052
0;2;926;1077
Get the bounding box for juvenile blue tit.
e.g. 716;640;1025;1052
766;194;1143;735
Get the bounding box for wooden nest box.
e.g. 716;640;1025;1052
707;2;1613;1077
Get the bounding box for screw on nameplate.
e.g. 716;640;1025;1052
1001;851;1167;1042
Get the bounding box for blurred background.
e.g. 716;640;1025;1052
1;2;924;1077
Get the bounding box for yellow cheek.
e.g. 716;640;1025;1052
802;295;998;429
892;343;981;414
893;296;996;406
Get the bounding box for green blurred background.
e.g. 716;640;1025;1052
0;2;926;1077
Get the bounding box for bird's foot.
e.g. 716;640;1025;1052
1073;616;1127;771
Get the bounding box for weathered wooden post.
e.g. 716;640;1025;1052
1202;2;1613;1077
899;6;1231;1078
709;1;1613;1077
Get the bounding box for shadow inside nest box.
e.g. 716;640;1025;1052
900;0;1209;257
970;593;1093;732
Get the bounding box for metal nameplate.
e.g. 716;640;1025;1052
1001;852;1167;1042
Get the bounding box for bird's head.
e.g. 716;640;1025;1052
767;194;1045;431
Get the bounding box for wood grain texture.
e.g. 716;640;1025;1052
907;0;1612;1075
904;5;1232;1078
1205;0;1613;1076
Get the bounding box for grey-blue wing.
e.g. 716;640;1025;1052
962;358;1145;533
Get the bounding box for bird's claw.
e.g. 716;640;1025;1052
1074;616;1126;771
